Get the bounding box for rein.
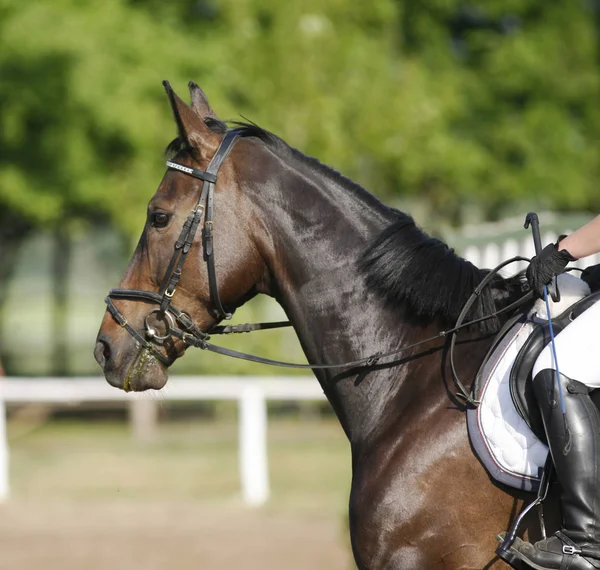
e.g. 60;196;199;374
165;273;532;377
104;128;533;403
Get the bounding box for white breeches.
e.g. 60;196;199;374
533;300;600;388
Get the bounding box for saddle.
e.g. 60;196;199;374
467;277;600;491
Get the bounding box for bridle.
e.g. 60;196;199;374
104;128;534;405
105;128;271;366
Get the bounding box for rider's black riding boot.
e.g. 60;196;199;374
507;369;600;570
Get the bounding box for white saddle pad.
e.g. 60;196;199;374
467;319;548;491
467;274;590;491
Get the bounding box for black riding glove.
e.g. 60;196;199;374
526;243;576;298
582;263;600;293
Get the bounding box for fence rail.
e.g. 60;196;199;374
461;231;600;274
0;376;322;506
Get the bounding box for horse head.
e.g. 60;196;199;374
95;82;267;391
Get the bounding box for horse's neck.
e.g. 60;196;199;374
251;158;438;443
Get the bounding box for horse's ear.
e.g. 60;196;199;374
188;81;217;120
162;80;218;154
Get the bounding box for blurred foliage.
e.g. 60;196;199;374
0;0;216;235
1;0;598;237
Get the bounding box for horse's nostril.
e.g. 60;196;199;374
94;339;112;368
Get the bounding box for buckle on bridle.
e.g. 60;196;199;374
177;312;194;330
182;332;196;345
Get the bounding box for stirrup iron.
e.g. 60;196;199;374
497;454;553;561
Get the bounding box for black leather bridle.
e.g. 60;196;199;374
105;129;272;366
104;128;533;403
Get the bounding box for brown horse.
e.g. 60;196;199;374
95;81;543;569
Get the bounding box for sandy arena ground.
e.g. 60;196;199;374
0;501;352;570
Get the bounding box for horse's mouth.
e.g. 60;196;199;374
98;343;169;392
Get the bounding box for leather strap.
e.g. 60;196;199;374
449;256;534;405
556;531;600;561
165;161;217;183
166;129;240;320
105;296;171;365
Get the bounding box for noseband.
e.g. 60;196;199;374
105;129;243;365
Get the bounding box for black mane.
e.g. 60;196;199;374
359;213;526;331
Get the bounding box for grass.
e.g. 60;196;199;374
7;415;351;516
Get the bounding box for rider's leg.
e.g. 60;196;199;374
534;299;600;390
508;300;600;570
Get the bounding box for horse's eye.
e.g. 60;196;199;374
151;213;170;228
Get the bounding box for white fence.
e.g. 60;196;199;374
0;376;322;506
461;231;600;274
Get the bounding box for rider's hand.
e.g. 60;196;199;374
582;263;600;293
526;243;576;298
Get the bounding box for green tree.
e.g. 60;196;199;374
132;0;600;222
2;0;598;234
398;1;600;217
